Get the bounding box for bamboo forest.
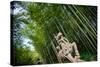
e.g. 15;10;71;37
10;1;97;66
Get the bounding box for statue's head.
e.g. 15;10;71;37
58;32;63;37
57;32;63;39
54;32;63;40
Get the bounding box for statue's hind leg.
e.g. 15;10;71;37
64;54;76;63
72;42;85;62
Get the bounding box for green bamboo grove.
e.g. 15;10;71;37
11;1;97;65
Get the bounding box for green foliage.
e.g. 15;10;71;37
14;48;34;65
13;47;43;65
